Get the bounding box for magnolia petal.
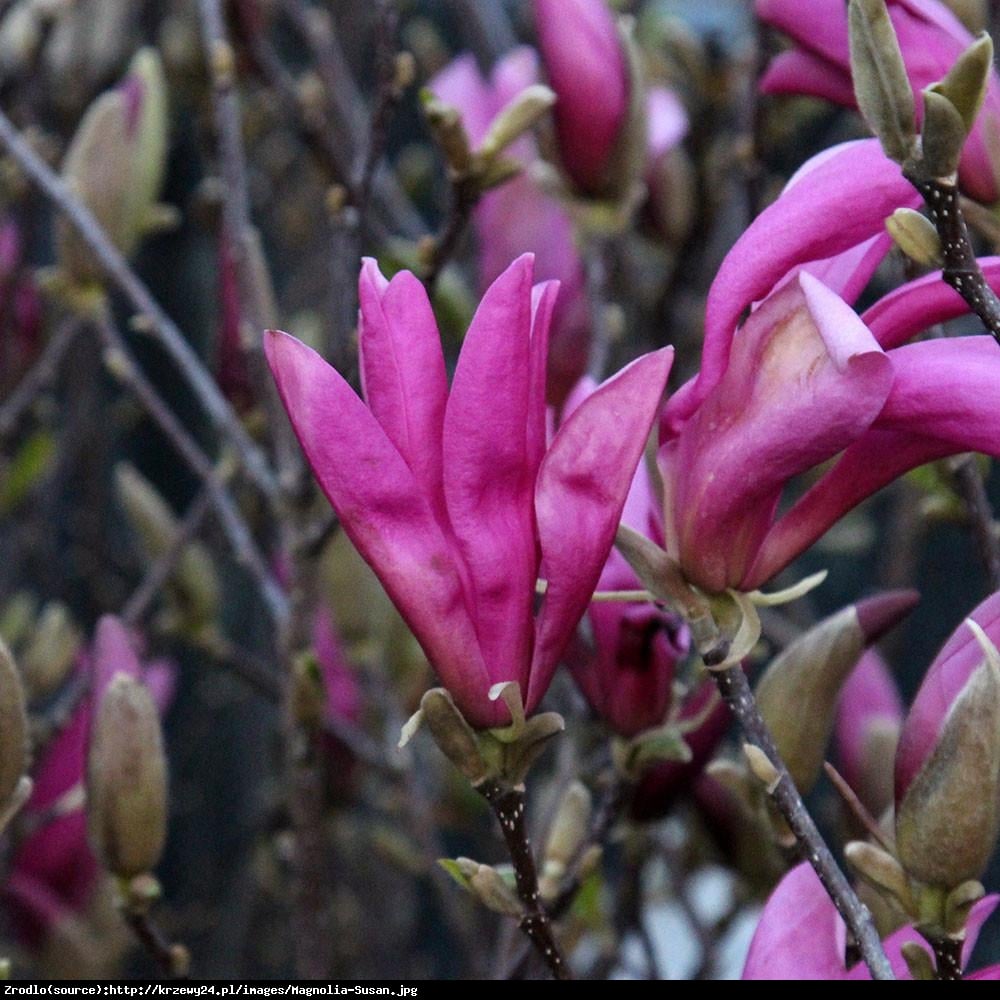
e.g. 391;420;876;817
672;140;916;428
357;259;449;523
759;48;857;105
742;862;847;979
91;615;142;701
442;255;539;696
264;330;494;725
861;257;1000;349
751;335;1000;587
530;348;673;711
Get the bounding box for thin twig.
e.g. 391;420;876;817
951;456;1000;591
477;780;572;980
0;318;82;441
707;660;895;981
93;308;288;627
584;239;616;382
0;108;280;503
123;908;190;979
423;176;479;293
122;489;213;627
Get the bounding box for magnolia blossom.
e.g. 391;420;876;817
656;138;1000;593
756;0;1000;203
266;255;672;728
533;0;629;196
744;862;1000;979
5;617;174;947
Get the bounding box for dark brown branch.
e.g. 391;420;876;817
707;660;895;981
423;176;479;293
925;932;964;981
478;781;572;980
0;108;280;503
905;174;1000;340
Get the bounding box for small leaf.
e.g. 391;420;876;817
930;33;994;134
922;89;967;178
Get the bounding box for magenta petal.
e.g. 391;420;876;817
646;86;688;160
667;275;893;592
755;0;850;67
91;614;143;699
265;329;495;725
528;281;559;473
743;862;847;979
442;255;538;693
760;49;856;106
358;259;449;524
835;650;904;779
680;140;917;424
751;335;1000;587
530;348;673;711
862;258;1000;349
896;592;1000;800
428;54;496;146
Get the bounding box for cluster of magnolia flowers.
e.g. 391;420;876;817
260;0;1000;981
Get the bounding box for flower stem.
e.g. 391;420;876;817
925;932;964;981
707;659;896;981
477;780;573;980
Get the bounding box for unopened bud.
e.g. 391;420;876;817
756;593;915;794
921;88;967;179
931;33;994;135
540;781;591;898
895;625;1000;888
886;208;943;267
466;861;522;917
742;743;781;794
479;85;556;161
0;639;28;808
20;601;81;698
57;47;168;284
421;92;473;175
845;840;914;912
848;0;917;163
87;674;168;877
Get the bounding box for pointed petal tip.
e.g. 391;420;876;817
856;590;920;643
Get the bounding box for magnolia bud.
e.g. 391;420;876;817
844;840;914;912
848;0;917;163
20;601;81;698
57;47;168;284
421;92;473;175
87;674;168;878
478;84;556;161
114;463;220;629
921;88;968;178
886;208;943;267
755;591;917;793
931;33;993;136
895;629;1000;889
444;858;522;917
0;638;29;808
540;781;591;899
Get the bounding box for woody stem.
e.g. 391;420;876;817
477;780;572;980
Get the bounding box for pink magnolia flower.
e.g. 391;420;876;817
744;861;1000;979
5;617;175;947
265;255;673;728
430;48;589;405
533;0;629;196
657;138;1000;593
835;649;904;818
756;0;1000;203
